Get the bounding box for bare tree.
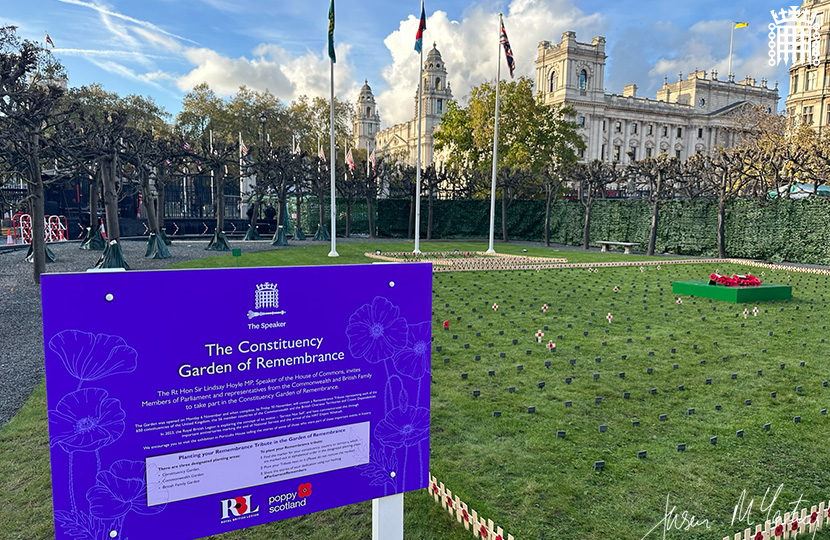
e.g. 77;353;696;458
571;160;618;250
627;154;680;255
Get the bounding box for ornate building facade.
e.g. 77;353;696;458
353;44;452;166
784;0;830;128
535;31;780;164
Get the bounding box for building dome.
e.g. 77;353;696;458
358;79;374;102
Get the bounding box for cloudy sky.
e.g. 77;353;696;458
4;0;794;127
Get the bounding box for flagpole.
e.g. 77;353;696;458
414;44;424;254
328;60;338;257
728;22;735;79
487;14;503;255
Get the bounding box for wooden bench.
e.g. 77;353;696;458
596;241;638;254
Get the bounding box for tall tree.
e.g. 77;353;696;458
572;160;618;250
0;26;67;282
627;154;680;256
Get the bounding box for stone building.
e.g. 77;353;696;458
353;44;453;166
535;31;780;165
784;0;830;128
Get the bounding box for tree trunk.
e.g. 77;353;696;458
648;199;659;256
140;171;159;233
296;192;303;233
215;169;225;232
366;186;375;239
102;156;121;241
156;178;166;234
582;201;592;250
345;198;351;237
501;187;508;243
89;168;101;232
408;194;414;240
318;192;325;229
29;133;46;284
717;198;726;259
544;188;552;247
427;185;434;240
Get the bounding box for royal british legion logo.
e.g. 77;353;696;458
220;494;259;521
247;282;286;319
769;6;821;66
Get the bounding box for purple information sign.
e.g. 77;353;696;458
41;263;431;540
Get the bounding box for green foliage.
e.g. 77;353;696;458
434;77;583;175
378;197;830;264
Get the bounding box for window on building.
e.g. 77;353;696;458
698;128;703;138
437;99;443;114
629;146;637;161
367;107;371;116
807;71;817;91
792;74;799;94
613;145;621;162
549;71;557;92
647;124;653;136
827;107;830;126
803;105;814;125
677;127;683;138
436;78;442;90
601;144;606;160
579;69;587;91
580;148;586;159
646;147;653;158
675;149;681;159
615;121;622;133
579;116;585;127
602;120;606;131
631;122;638;135
662;126;668;137
368;124;373;134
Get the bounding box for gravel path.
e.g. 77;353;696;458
0;237;286;426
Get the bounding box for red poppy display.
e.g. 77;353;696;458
775;524;783;536
297;483;312;498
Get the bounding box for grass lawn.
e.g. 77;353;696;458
3;241;829;539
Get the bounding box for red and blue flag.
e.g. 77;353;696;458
414;0;426;53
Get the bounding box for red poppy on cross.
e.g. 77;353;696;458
676;298;682;304
443;321;449;329
753;306;759;316
492;303;498;311
613;286;619;292
536;330;544;342
541;304;548;312
607;313;613;323
547;340;555;350
743;309;748;319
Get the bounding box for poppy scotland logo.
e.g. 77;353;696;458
298;483;312;498
220;494;259;520
247;282;286;319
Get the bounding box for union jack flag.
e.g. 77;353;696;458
500;19;515;78
45;32;55;48
183;141;191;151
369;150;376;171
318;146;328;171
240;139;248;156
346;148;354;172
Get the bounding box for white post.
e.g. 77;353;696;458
372;494;404;540
328;60;338;257
487;14;502;255
414;44;424;254
728;22;735;79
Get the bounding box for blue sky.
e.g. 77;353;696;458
3;0;795;126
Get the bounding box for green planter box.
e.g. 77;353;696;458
672;280;792;303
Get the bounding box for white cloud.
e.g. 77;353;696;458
56;0;198;44
374;0;607;127
174;43;360;106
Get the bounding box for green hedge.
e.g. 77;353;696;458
377;197;830;264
